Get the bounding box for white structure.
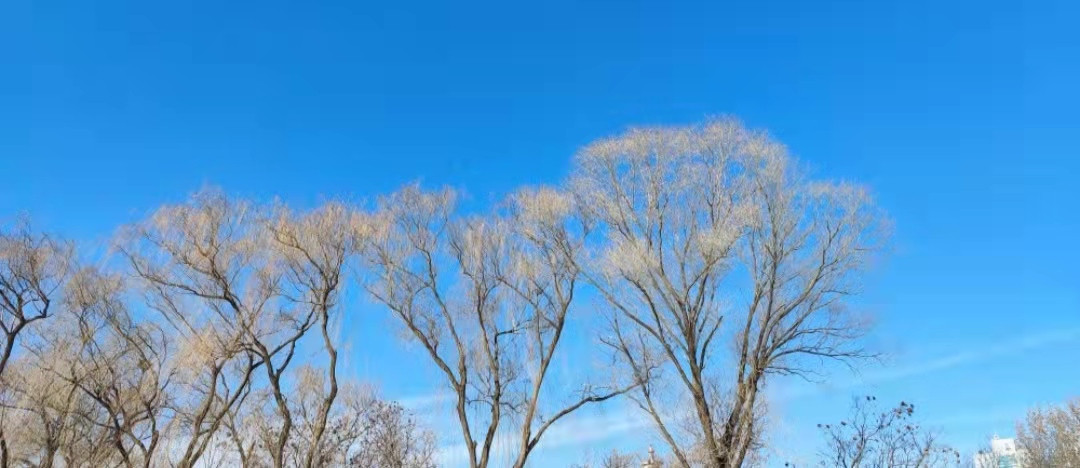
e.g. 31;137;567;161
973;436;1024;468
641;446;661;468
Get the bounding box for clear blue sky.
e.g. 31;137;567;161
3;0;1078;465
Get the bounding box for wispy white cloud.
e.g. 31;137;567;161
397;390;454;412
864;326;1080;384
924;404;1030;428
775;326;1080;400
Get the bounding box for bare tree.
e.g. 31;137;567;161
0;267;168;468
362;185;634;468
1015;397;1080;467
814;396;959;468
719;123;887;468
0;267;160;468
0;222;73;467
118;190;274;468
286;368;374;468
119;190;363;468
348;394;437;468
0;117;895;468
3;192;440;468
223;367;435;468
570;118;887;467
34;267;172;468
0;355;92;468
0;222;72;376
267;201;362;468
500;187;639;468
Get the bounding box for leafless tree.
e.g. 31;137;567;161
0;222;73;467
0;270;166;466
0;267;170;468
362;185;635;468
570;117;888;467
286;369;376;468
267;201;362;468
118;190;276;468
347;394;437;468
36;267;171;468
1015;397;1080;467
222;366;434;468
1;192;443;468
118;190;355;468
0;355;91;468
814;396;959;468
0;222;72;376
0;116;898;467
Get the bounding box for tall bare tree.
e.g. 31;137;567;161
267;201;362;468
41;267;171;468
363;185;634;468
500;187;638;468
0;222;73;467
0;222;72;377
0;268;171;468
118;191;275;468
570;118;887;467
118;191;352;468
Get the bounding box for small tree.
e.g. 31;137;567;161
226;368;436;468
348;395;437;468
815;396;959;468
0;355;90;467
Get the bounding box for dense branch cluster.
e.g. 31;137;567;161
0;197;437;468
1;117;896;468
1015;398;1080;467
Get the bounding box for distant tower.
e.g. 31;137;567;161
641;446;661;468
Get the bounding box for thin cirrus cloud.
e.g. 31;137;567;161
863;326;1080;384
397;390;455;411
772;325;1080;400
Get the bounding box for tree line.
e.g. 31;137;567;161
2;117;1070;467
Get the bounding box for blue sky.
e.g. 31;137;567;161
3;0;1078;465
